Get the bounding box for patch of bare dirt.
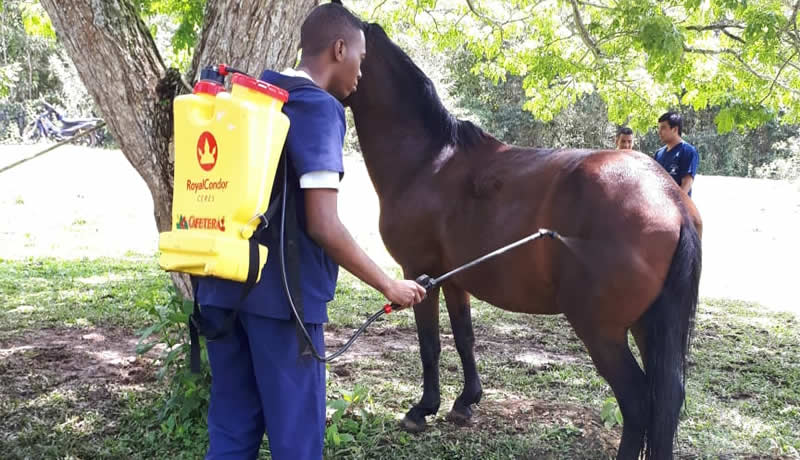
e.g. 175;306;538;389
324;325;419;378
0;326;159;404
325;323;583;368
325;324;620;456
483;397;620;458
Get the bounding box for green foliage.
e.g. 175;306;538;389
446;47;615;149
0;0;99;143
353;3;800;179
0;62;21;99
20;1;55;39
325;384;373;447
136;287;211;444
600;397;623;428
3;262;800;458
135;0;206;69
0;0;61;103
360;0;800;133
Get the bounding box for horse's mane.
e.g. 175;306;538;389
365;23;490;150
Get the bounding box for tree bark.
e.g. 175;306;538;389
40;0;317;298
190;0;317;81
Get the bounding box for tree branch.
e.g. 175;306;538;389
463;0;546;27
569;0;603;59
683;45;735;56
684;23;746;43
465;0;498;26
729;54;800;96
685;23;745;32
683;45;800;96
575;0;612;9
722;29;746;44
369;0;390;20
613;78;650;106
758;49;799;104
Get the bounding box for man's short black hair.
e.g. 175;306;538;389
616;126;633;137
658;111;682;136
300;3;364;57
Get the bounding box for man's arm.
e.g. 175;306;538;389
678;145;699;194
680;175;694;194
304;188;425;308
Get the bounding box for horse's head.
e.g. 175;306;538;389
343;18;490;161
341;22;393;111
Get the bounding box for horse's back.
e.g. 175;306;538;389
430;144;693;323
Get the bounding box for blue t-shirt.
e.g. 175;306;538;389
654;141;699;196
195;70;346;324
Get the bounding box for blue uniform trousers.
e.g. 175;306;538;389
203;306;325;460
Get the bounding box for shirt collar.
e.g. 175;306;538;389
282;67;316;85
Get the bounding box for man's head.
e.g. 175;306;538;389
615;126;634;150
300;3;365;100
657;111;682;144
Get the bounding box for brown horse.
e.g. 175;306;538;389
343;22;702;460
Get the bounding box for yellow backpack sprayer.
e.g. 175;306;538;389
158;64;289;283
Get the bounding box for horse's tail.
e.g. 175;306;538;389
643;217;702;459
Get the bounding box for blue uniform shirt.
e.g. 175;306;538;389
196;70;346;324
654;141;699;196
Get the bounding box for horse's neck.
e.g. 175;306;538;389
353;110;435;200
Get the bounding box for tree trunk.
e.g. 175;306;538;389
190;0;317;82
40;0;317;299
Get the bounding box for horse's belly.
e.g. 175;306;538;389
475;294;560;315
453;269;561;316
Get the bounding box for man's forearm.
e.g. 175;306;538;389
309;218;393;295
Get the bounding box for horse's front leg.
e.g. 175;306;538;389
443;283;482;426
400;285;441;432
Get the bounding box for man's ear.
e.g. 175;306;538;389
333;38;346;62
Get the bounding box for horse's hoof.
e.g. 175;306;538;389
400;414;427;433
446;408;473;427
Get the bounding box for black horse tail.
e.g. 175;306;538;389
643;217;702;459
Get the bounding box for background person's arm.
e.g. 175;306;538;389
680;175;694;194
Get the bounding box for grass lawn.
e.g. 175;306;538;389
1;257;798;459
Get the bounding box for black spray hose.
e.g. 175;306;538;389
278;159;393;362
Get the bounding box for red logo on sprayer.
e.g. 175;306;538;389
197;131;218;171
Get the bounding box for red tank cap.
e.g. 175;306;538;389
231;73;289;103
194;81;224;96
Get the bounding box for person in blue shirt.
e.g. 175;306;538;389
653;111;700;196
195;4;426;460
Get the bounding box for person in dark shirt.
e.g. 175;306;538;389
653;111;700;196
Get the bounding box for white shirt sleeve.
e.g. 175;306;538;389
299;170;341;189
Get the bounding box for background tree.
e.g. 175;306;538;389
365;0;800;133
36;0;318;297
445;43;800;176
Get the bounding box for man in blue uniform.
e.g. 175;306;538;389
195;4;426;459
653;111;700;196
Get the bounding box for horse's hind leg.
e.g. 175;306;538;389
569;320;648;460
400;286;442;433
442;283;482;426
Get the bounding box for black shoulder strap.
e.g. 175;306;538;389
270;75;318;356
